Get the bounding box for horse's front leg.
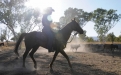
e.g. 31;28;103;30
60;50;72;69
50;51;59;69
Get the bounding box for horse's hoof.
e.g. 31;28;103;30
70;68;74;73
49;64;52;68
112;56;114;58
15;57;19;60
50;68;54;73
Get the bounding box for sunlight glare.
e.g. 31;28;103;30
25;0;57;13
25;0;62;22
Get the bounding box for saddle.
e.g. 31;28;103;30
35;31;66;49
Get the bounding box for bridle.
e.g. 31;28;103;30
67;24;84;43
67;32;78;43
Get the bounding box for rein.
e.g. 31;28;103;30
67;32;78;43
67;25;84;43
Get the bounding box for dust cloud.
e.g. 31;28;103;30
65;37;89;52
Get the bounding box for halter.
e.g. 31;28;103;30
67;32;78;43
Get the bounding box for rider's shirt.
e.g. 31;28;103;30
47;15;52;22
42;14;52;28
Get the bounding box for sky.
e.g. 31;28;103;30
1;0;121;37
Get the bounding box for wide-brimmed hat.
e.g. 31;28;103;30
44;7;55;12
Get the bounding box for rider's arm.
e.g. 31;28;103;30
42;15;52;27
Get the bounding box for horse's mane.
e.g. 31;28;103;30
59;21;72;32
59;23;68;30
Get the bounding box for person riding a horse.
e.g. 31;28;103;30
42;7;55;52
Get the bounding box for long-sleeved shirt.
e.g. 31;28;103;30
42;14;52;28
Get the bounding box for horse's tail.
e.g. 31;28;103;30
14;33;27;57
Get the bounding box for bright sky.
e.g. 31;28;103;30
25;0;121;37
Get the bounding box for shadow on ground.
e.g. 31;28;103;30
0;49;119;75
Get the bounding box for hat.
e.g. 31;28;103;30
44;7;55;12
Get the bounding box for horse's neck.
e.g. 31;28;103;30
60;23;73;42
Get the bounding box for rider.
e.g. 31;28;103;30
42;7;55;52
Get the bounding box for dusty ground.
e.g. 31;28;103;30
0;46;121;75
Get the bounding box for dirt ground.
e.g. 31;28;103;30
0;46;121;75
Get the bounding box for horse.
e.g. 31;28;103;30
14;19;84;70
70;44;80;52
117;44;121;50
103;44;113;52
0;43;4;46
103;44;119;57
112;44;118;50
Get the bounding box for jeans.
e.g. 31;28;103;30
42;27;54;51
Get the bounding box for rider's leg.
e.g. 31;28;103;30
47;31;54;52
43;28;54;52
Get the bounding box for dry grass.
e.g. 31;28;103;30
1;41;121;51
0;41;25;51
0;46;14;51
0;49;121;75
79;42;121;44
0;40;121;75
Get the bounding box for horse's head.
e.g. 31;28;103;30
70;18;84;34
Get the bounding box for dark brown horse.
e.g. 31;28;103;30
14;19;84;70
103;44;119;57
103;44;112;51
0;43;4;46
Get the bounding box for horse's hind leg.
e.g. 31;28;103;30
60;50;72;69
29;45;39;69
111;48;114;57
50;51;59;69
23;47;31;68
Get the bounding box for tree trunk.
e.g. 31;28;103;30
7;25;17;41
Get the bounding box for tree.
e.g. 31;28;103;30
86;37;94;42
0;0;42;41
0;0;27;41
115;37;120;42
115;35;121;42
106;32;116;43
59;7;92;28
0;28;7;42
10;32;21;41
92;8;121;42
18;8;42;33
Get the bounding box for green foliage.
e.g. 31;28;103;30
0;28;7;42
92;8;121;42
115;35;121;42
19;8;42;33
106;32;115;43
0;0;42;41
86;37;94;42
59;7;92;28
0;0;28;40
